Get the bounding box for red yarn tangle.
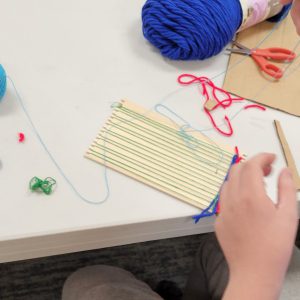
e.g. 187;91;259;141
244;104;266;111
178;74;243;137
234;146;243;164
18;132;25;143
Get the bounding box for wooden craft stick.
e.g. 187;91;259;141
274;120;300;190
86;100;237;209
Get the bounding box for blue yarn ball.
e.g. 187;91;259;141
0;65;7;101
142;0;243;60
142;0;290;61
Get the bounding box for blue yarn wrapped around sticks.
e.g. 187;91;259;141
0;65;7;101
142;0;290;61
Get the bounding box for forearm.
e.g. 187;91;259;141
223;273;283;300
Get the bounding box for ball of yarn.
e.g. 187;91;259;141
142;0;290;61
142;0;243;60
0;65;7;101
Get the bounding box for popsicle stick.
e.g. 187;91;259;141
274;120;300;190
86;100;237;209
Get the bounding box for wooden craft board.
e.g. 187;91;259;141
223;14;300;117
85;100;236;209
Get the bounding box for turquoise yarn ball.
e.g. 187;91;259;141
0;65;7;101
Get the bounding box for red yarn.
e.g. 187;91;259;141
244;104;266;111
204;108;233;136
216;201;221;214
178;74;243;137
18;133;25;143
234;146;242;163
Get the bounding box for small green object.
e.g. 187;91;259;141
111;102;123;109
29;176;56;195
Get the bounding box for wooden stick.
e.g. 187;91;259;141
274;120;300;190
86;100;236;209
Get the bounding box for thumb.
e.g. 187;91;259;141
277;168;297;212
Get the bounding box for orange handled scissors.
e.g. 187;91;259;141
227;41;296;79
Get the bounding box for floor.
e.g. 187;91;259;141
0;234;204;300
1;227;299;300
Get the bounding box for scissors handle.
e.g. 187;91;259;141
252;55;283;79
252;48;296;62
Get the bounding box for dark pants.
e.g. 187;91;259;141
62;233;300;300
183;234;228;300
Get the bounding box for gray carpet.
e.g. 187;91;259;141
0;234;204;300
1;228;300;300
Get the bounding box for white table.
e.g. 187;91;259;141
0;0;299;263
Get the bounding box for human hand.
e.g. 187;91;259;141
281;0;300;34
215;153;298;300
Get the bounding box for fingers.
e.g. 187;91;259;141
291;0;300;35
226;163;241;182
239;153;276;196
218;181;228;206
281;0;300;35
222;154;275;202
277;168;297;213
249;153;276;173
263;164;273;177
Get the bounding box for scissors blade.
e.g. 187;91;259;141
227;41;252;55
226;48;251;55
232;41;250;50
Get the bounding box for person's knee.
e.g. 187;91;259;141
64;265;134;288
62;265;162;300
63;265;131;297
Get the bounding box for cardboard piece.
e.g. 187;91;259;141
85;100;236;209
223;14;300;117
274;120;300;190
204;98;218;111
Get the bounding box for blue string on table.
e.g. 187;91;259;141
142;0;291;61
0;64;7;101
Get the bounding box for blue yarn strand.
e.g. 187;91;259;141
0;65;7;101
7;76;110;205
192;195;219;223
193;155;238;223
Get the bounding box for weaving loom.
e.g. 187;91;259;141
86;100;237;210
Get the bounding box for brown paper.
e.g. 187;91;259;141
223;15;300;117
274;120;300;190
204;98;218;111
